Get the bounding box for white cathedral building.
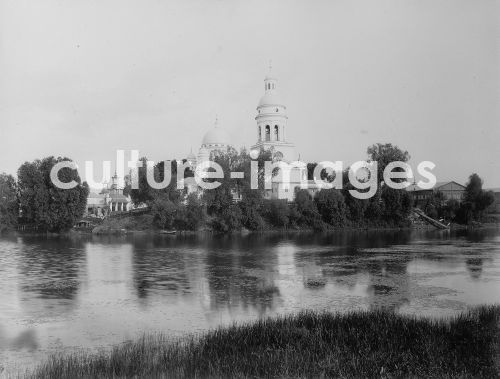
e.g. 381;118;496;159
189;71;319;202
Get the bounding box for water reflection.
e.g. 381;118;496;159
15;236;86;317
0;228;499;373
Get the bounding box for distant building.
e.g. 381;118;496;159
105;173;132;212
406;181;466;206
85;173;132;217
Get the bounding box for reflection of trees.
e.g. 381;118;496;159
129;234;282;316
132;247;195;300
294;230;414;312
131;235;205;300
204;234;281;316
466;258;484;280
16;236;86;315
291;228;500;311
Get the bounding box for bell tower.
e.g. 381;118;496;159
251;69;295;162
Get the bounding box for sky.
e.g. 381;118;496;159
1;0;499;187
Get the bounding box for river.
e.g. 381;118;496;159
1;228;499;374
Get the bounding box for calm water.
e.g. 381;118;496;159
1;228;500;374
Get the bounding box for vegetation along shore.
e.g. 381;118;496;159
1;143;496;235
26;305;500;378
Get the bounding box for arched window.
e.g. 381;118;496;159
274;125;279;141
258;126;262;141
265;125;270;141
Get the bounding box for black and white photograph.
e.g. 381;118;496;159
0;0;499;377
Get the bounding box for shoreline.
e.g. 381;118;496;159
3;221;499;238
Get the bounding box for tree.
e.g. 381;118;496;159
17;157;89;232
151;195;179;230
263;199;291;228
314;189;347;227
0;173;18;231
294;189;325;230
209;204;243;233
202;147;239;216
367;143;410;184
130;157;183;207
380;185;412;226
458;173;495;223
184;193;206;230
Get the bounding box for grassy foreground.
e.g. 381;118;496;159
28;306;500;378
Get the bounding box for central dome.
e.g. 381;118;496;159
258;92;284;108
202;127;231;147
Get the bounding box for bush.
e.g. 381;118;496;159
294;190;324;228
263;199;291;228
209;204;243;233
151;197;179;230
314;189;347;227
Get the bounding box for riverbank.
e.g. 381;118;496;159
86;210;496;235
26;305;499;378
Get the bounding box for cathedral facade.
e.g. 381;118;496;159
188;71;317;202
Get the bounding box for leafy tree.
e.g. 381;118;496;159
263;199;291;228
380;186;412;226
17;157;89;232
210;204;243;233
184;193;206;230
0;173;18;231
204;147;273;230
342;177;368;226
151;195;178;229
294;189;325;230
202;147;239;216
367;143;410;183
314;189;348;227
458;174;495;223
130;157;184;207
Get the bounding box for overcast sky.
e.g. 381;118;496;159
1;0;499;187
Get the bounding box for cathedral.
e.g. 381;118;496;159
189;70;315;201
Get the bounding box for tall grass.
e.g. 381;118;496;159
28;305;500;378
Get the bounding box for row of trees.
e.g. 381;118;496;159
2;143;493;234
130;143;414;233
0;157;89;233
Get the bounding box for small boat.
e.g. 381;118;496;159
160;230;176;235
